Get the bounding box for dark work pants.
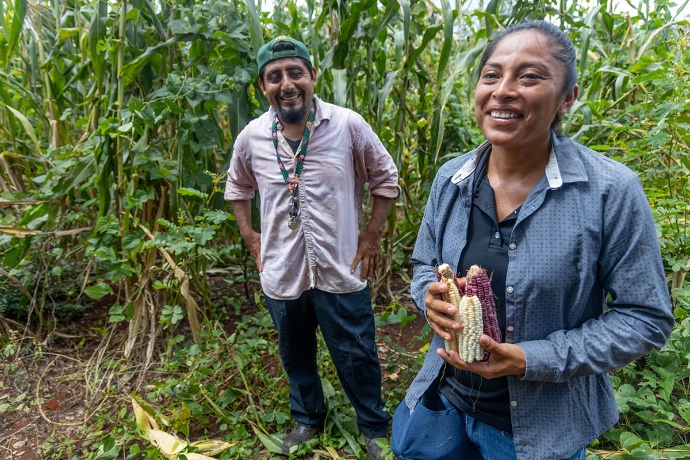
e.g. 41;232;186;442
264;286;391;438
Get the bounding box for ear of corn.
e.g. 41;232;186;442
436;263;501;362
465;264;502;361
437;263;463;353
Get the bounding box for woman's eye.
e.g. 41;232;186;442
522;73;543;80
482;72;499;80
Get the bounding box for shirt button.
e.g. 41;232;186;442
507;326;514;332
506;286;514;293
509;243;517;250
494;231;500;239
510;401;518;407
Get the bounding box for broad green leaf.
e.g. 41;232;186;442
619;431;646;452
632;68;667;84
84;283;114;300
177;187;207;199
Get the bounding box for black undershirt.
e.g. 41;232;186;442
438;156;517;434
285;137;301;153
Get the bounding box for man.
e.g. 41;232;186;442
224;36;399;459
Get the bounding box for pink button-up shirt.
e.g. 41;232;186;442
225;96;399;300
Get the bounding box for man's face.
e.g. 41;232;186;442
259;58;316;126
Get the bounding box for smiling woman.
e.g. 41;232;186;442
391;20;674;460
474;31;576;154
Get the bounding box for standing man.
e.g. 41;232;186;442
224;36;398;459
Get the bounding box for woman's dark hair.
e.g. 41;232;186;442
477;20;578;132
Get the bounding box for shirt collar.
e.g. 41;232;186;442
451;133;589;189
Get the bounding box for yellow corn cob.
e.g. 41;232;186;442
437;263;462;353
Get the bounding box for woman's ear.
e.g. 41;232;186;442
558;84;579;116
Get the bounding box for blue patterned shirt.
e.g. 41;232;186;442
403;134;673;459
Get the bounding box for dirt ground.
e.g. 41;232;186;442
0;276;426;460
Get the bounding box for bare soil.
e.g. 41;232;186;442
0;275;425;459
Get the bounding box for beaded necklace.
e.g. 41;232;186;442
272;98;316;230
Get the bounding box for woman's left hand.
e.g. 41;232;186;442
437;334;527;379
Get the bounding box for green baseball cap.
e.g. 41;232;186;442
257;36;312;74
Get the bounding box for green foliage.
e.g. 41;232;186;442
0;0;689;457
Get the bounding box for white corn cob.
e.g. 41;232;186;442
458;295;484;363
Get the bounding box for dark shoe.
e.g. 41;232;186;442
282;424;322;455
365;436;387;460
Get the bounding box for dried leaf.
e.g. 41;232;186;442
149;429;187;457
131;397;159;440
189;440;232;456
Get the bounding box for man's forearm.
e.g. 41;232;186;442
230;199;255;241
365;196;395;237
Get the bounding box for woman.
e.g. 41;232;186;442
391;20;673;460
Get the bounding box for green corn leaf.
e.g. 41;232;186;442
88;0;107;84
121;34;194;84
256;432;283;454
140;0;165;38
430;36;486;165
638;20;680;58
6;0;27;61
578;5;600;77
332;68;347;107
332;0;376;68
406;25;442;68
244;0;264;54
399;0;410;51
372;0;400;37
378;70;399;117
436;0;453;84
0;1;9;48
484;0;500;37
2;103;41;154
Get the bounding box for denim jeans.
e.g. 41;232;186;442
264;286;391;438
392;388;586;460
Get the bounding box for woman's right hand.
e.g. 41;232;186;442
425;278;466;342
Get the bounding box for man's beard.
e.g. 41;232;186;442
277;101;307;124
